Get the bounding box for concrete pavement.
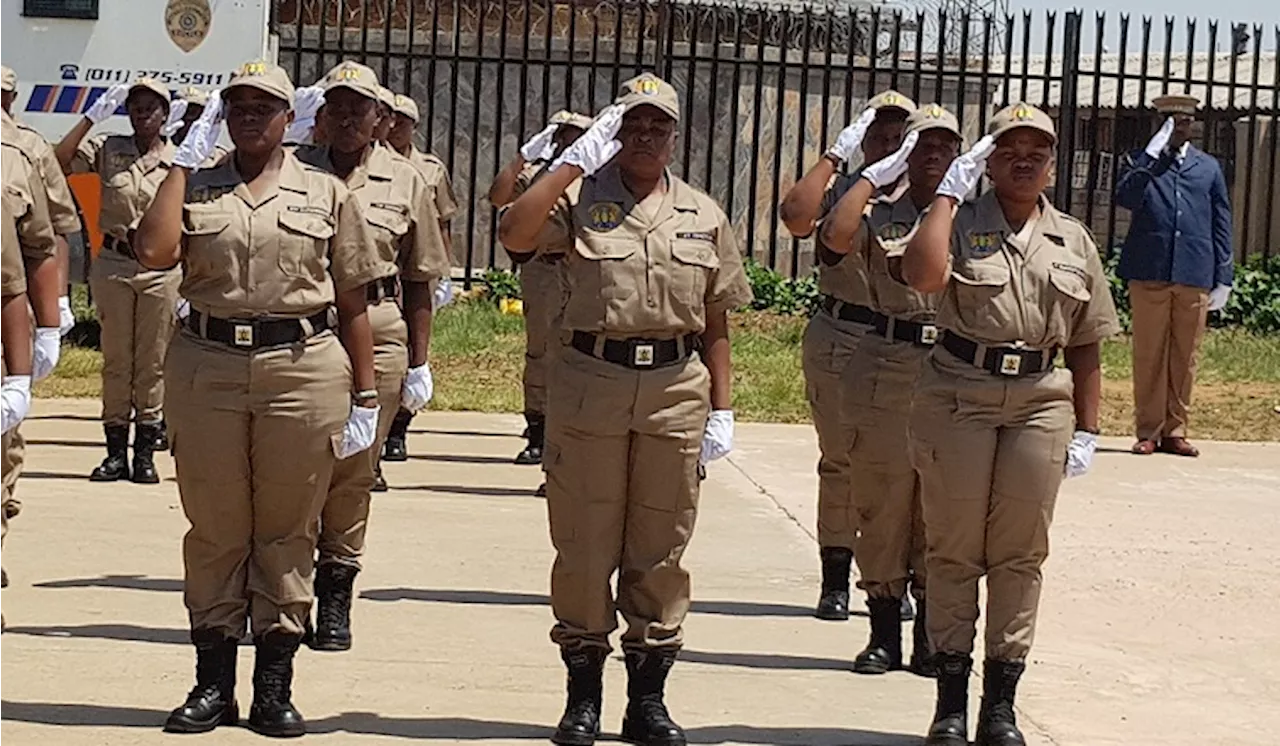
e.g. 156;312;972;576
2;399;1278;745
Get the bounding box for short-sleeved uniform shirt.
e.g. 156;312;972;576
2;200;29;298
2;137;58;265
939;191;1120;350
296;143;448;284
814;170;876;308
512;160;546;201
861;183;938;323
180;151;383;320
70;134;177;241
406;147;459;221
4;113;81;236
535;163;753;338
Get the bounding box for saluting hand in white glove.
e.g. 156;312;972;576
551;104;624;177
335;404;381;460
173;90;224;170
861;131;919;188
827;107;878;164
160;99;190;138
1;376;32;435
1145;117;1175;158
520;123;559;163
937;135;996;203
401;364;434;413
1065;430;1098;479
85;84;130;124
700;410;735;465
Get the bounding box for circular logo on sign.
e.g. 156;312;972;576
166;0;213;54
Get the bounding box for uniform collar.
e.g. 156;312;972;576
207;149;309;207
592;163;690;231
309;142;394;188
971;190;1061;259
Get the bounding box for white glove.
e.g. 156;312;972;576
160;99;190;137
173;90;224;170
334;404;381;460
85;84;130;124
284;86;325;144
520;123;559;162
937;135;996;203
826;107;878;164
861;131;919;188
1;376;32;435
58;296;75;337
434;277;453;309
1208;284;1232;312
33;327;61;382
1065;430;1098;479
700;410;735;465
174;296;191;321
1145;117;1175;158
401;364;433;412
551;104;623;177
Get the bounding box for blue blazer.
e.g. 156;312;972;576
1115;145;1234;290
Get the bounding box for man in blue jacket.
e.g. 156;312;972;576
1116;93;1233;458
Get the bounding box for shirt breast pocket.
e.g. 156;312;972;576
669;235;719;307
365;203;410;259
951;257;1011;331
1048;261;1092;333
278;210;336;281
183;208;234;277
573;234;639;302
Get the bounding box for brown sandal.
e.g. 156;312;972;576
1157;437;1200;458
1131;439;1158;455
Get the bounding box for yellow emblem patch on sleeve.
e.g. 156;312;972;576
587;202;623;231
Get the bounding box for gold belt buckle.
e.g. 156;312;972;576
233;324;255;347
920;325;939;345
633;343;655;367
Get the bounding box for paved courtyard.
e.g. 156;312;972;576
2;399;1277;745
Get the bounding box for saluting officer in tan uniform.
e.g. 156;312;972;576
297;60;448;651
56;77;184;485
500;74;752;746
384;93;459;462
170;86;231;163
901;103;1120;746
490;110;591;474
134;61;382;738
780;90;916;621
822;103;962;678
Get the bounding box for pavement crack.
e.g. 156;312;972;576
725;456;817;544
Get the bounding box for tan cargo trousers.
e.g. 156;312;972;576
521;256;567;415
544;347;710;654
1128;281;1208;441
166;330;352;639
909;350;1074;662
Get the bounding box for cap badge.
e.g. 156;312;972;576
334;66;362;81
1012;103;1034;121
239;61;267;77
927;104;944;118
636;78;660;96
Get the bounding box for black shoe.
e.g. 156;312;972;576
900;593;915;621
853;597;903;674
620;648;686;746
89;424;130;482
247;632;305;738
552;647;607;746
163;629;239;733
908;596;937;678
310;563;357;652
814;547;852;621
154;420;170;452
382;409;413;462
372;465;388;492
975;659;1027;746
131;422;161;484
925;652;972;746
515;412;545;465
535;482;547;497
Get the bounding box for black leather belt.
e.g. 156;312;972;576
940;331;1058;377
102;235;136;259
570;331;701;370
187;309;331;350
873;312;940;348
821;295;875;325
367;275;400;303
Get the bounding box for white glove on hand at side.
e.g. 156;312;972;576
861;131;919;188
160;99;190;138
937;135;996;203
434;277;454;309
173;90;224;170
174;297;191;321
1208;284;1232;312
826;107;878;164
334;404;381;460
551;105;623;177
520;123;559;162
1;376;32;435
58;296;75;337
85;84;130;124
700;410;735;465
33;327;61;382
1065;430;1098;479
1145;117;1175;158
401;364;434;413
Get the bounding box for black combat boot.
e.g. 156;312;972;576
131;422;161;484
974;659;1027;746
154;419;170;452
372;462;388;492
900;593;915;621
382;408;412;462
925;652;973;746
515;412;545;465
310;563;358;651
814;547;852;621
89;424;130;482
907;596;937;678
551;647;608;746
164;629;239;733
620;648;686;746
853;597;904;674
247;632;306;738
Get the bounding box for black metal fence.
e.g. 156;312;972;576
272;0;1280;283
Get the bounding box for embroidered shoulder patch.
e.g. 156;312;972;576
968;231;1004;258
587;202;623;231
878;222;912;241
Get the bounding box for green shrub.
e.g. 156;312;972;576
481;267;522;303
1106;253;1280;334
743;259;821;317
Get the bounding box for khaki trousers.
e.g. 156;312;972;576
544;347;710;654
2;427;22;513
801;309;870;550
90;251;181;425
166;330;351;639
1128;281;1208;441
319;300;408;568
521;256;567;415
841;333;929;601
909;350;1074;662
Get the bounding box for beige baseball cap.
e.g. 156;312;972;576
987;102;1057;145
175;86;211;107
129;78;171;106
615;73;680;122
224;60;295;107
1153;93;1199;115
392;94;420;122
1;66;16;93
319;61;380;102
907;103;962;139
550;110;593;131
868;90;917;117
376;85;396;111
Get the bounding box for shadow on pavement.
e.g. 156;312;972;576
311;712;549;739
0;701;164;728
22;439;102;449
396;485;541;498
15;471;85;481
687;725;921;745
406;453;516;465
413;428;516;439
3;623;189;645
681;649;852;672
359;588;821;619
35;574;182;593
27;413;101;422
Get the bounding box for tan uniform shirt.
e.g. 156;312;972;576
4;113;82;236
2;200;27;298
180;151;383;320
296;143;448;284
937;191;1121;349
70;134;176;241
863;184;938;323
535;164;753;338
406;147;458;221
815;170;873;307
2;138;58;264
512;160;546;200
